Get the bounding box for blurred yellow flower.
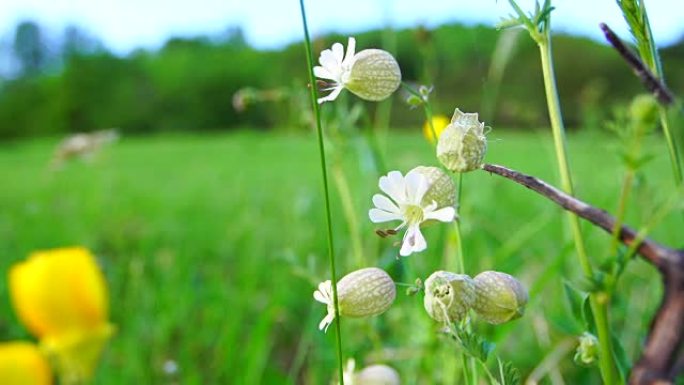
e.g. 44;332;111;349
422;114;450;143
0;342;52;385
9;247;114;383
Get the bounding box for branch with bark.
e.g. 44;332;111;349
481;163;684;385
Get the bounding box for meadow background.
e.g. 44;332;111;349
1;7;683;385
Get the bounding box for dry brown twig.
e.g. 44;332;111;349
481;163;684;385
599;23;674;107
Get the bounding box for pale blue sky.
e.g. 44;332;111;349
0;0;682;54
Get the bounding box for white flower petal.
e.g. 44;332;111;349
425;206;456;222
379;171;407;204
372;194;400;213
331;42;344;63
369;208;403;223
319;49;339;70
343;37;356;65
400;225;427;256
317;86;344;104
319;313;335;332
313;66;336;81
313;290;328;304
404;170;429;205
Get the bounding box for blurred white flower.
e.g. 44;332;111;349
369;170;456;256
313;37;357;104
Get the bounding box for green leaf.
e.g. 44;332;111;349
454;327;494;362
581;297;596;334
611;333;631;383
563;280;586;326
496;16;524;30
498;359;521;385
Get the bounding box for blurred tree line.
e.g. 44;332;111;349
0;20;682;139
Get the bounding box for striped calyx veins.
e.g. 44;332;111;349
472;270;528;325
423;270;475;323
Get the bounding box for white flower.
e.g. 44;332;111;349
313;280;336;332
313;268;396;332
313;37;401;104
313;37;357;104
369;169;456;256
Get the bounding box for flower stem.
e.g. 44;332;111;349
297;1;344;383
638;5;683;186
537;32;619;385
402;82;467;273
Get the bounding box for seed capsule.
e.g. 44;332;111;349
423;271;475;323
314;267;396;332
411;166;456;210
472;271;528;325
346;49;401;102
436;108;487;173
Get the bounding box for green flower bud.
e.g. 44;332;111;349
423;271;475;323
574;332;599;367
472;271;528;325
314;268;396;332
355;364;401;385
411;166;456;210
436;109;487;173
346;49;402;102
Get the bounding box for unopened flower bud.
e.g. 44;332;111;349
423;271;475;323
314;267;396;332
436;109;487;173
472;271;528;325
355;364;401;385
405;94;423;107
346;49;401;102
411;166;456;210
574;332;599;367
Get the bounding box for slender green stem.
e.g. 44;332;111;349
537;31;619;385
331;164;364;266
639;4;683;185
297;1;345;383
407;81;472;382
461;352;472;385
609;170;634;257
538;37;593;276
658;108;683;185
454;174;465;273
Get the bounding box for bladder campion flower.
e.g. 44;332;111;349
314;37;401;104
472;271;528;325
422;114;450;144
9;247;114;382
341;358;401;385
0;342;52;385
423;271;475;323
314;267;396;332
436;108;487;172
369;168;456;256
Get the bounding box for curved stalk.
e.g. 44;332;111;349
297;1;345;383
536;32;620;385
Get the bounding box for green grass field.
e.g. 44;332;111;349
0;130;679;384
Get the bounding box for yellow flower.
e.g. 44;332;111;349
422;114;450;143
9;247;114;382
0;341;52;385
